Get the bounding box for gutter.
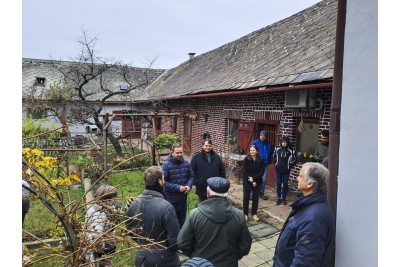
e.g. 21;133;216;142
328;0;347;266
147;82;333;101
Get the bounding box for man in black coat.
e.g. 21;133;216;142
190;139;226;203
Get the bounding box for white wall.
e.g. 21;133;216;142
335;0;377;266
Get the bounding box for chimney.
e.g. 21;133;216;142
188;52;196;60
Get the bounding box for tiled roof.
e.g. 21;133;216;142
22;58;166;102
138;0;336;101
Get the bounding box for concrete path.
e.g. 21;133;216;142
180;154;299;266
228;176;299;266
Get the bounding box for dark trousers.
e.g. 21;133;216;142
276;172;289;200
172;201;187;228
243;181;261;216
22;198;30;224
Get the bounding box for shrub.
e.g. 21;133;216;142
154;133;181;150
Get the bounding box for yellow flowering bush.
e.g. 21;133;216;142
22;148;81;187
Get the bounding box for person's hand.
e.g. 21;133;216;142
180;186;186;192
252;182;257;187
183;186;191;195
248;177;253;183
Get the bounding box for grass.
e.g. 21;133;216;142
24;168;199;266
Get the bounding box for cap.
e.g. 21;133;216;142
207;177;230;193
181;257;214;267
260;130;267;137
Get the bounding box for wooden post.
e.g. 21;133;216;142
103;114;109;180
151;112;160;166
172;114;178;133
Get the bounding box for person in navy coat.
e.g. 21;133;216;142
273;162;334;267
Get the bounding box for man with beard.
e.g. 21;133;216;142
314;130;329;163
125;166;181;267
161;144;194;228
190;139;226;203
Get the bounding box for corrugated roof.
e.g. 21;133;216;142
137;0;336;101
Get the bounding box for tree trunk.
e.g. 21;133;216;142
107;133;123;156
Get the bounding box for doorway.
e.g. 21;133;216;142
256;122;279;187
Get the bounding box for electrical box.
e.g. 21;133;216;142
285;89;316;108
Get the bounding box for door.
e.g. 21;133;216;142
183;118;192;155
238;121;255;154
122;118;141;138
257;122;279;187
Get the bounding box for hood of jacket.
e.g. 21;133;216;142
197;197;234;223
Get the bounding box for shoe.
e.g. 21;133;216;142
260;195;268;200
244;215;248;222
282;199;287;205
252;214;260;222
276;199;282;205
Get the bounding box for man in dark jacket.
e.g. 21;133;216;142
178;177;252;267
272;136;297;205
251;130;274;200
273;162;334;267
190;139;226;203
126;166;181;267
162;144;194;228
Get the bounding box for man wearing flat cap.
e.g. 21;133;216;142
178;177;252;267
252;130;274;200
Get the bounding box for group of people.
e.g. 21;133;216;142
242;130;297;221
126;147;252;267
23;130;333;267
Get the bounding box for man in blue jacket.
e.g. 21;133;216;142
251;130;274;200
273;162;334;267
162;144;194;228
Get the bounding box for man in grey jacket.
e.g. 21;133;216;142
178;177;252;267
126;166;181;267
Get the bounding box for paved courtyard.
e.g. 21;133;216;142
228;176;298;266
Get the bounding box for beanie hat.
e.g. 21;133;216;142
260;130;267;137
182;257;214;267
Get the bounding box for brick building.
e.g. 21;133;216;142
134;0;337;186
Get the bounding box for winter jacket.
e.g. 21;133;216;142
161;154;194;204
251;139;274;165
273;191;334;267
190;150;226;196
242;156;265;185
85;203;116;261
178;197;252;267
126;189;181;267
314;142;329;162
272;146;297;174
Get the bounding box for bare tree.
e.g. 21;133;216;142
24;30;162;156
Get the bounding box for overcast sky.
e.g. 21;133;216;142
22;0;321;69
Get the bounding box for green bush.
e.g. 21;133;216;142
112;154;152;170
154;133;181;150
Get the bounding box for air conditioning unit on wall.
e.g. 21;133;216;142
285;89;316;108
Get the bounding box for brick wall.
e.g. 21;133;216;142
147;88;332;183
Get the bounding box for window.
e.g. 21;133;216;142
296;119;320;155
228;119;240;153
35;77;46;86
